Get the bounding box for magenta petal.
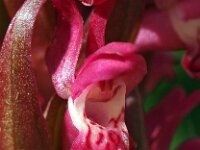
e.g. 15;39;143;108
134;9;184;52
46;0;83;99
166;2;200;78
86;0;116;53
178;138;200;150
72;42;147;99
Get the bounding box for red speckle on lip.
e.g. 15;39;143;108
109;107;125;127
108;131;120;144
85;125;92;148
105;143;111;150
96;132;104;145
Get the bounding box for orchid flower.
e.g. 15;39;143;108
156;0;200;79
135;9;184;52
45;0;148;149
62;42;147;149
135;0;200;78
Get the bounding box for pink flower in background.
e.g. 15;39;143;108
135;0;200;78
158;0;200;79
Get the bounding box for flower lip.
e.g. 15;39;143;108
68;81;130;149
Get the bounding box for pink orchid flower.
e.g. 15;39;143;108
158;0;200;79
135;0;200;78
45;1;147;149
62;42;147;150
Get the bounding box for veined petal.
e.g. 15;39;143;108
46;0;83;99
64;82;131;150
72;42;147;99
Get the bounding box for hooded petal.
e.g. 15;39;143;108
46;0;83;99
72;42;147;99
